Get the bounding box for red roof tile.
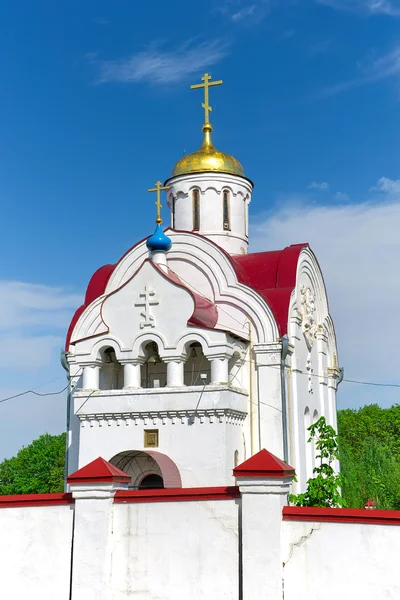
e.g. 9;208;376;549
67;457;131;484
233;448;295;478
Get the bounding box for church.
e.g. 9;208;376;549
65;73;341;495
2;74;397;600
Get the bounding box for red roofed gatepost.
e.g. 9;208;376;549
67;457;130;600
234;449;295;600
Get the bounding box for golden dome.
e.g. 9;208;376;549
172;124;245;178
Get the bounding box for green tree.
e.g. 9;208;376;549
289;416;344;508
338;405;400;510
0;433;66;495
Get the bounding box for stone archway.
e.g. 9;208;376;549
109;450;182;489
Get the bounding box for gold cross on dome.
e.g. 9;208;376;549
148;180;170;224
190;73;223;125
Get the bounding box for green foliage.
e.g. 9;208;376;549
289;416;344;508
0;433;66;495
338;404;400;510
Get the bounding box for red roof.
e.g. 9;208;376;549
230;244;307;336
65;234;307;349
67;457;131;484
233;448;295;478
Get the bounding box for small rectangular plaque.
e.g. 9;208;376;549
144;429;159;448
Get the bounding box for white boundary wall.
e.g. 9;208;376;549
0;503;74;600
282;519;400;600
1;490;400;600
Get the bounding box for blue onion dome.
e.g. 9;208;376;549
146;224;172;253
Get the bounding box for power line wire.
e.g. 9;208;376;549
0;384;70;405
0;370;83;406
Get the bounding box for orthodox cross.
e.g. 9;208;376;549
135;286;159;329
190;73;223;125
148;180;170;224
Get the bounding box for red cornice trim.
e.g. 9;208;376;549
67;476;130;484
114;486;240;504
236;470;295;478
283;506;400;526
0;493;74;509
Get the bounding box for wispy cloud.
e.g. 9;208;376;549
370;176;400;193
94;39;229;85
216;0;274;23
320;42;400;96
335;191;350;201
315;0;400;15
0;282;81;460
0;281;81;368
309;181;330;190
231;3;257;20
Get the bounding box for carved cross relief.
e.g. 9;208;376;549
135;286;159;329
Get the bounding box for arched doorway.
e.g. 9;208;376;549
139;474;164;489
109;450;182;489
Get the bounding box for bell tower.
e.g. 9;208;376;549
165;73;253;255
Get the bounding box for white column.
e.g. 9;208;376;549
123;361;142;388
238;475;292;600
166;360;184;387
210;356;229;384
253;343;283;458
82;364;100;390
69;479;129;600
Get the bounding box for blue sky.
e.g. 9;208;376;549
0;0;399;460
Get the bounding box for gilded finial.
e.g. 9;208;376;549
148;180;170;224
190;72;223;129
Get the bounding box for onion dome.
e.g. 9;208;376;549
172;123;245;178
146;224;172;253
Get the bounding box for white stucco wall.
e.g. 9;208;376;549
282;519;400;600
111;498;239;600
0;504;73;600
74;386;247;486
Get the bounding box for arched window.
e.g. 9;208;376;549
170;193;176;229
223;190;230;231
192;189;200;230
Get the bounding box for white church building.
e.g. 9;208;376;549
1;74;399;600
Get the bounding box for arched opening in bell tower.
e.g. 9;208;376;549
141;341;167;388
99;346;123;390
184;341;211;386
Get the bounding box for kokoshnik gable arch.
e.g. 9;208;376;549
64;72;341;495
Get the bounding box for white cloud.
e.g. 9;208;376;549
250;182;400;408
315;0;400;15
320;42;400;96
95;39;229;85
215;0;275;23
0;281;81;458
335;191;350;201
309;181;329;190
370;176;400;193
0;335;63;369
231;3;257;20
0;281;81;369
0;282;81;329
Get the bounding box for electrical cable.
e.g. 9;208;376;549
0;370;83;406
